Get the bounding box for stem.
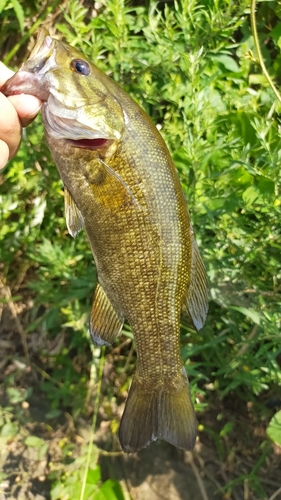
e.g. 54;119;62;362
80;346;106;500
0;280;30;366
4;17;46;65
250;0;281;103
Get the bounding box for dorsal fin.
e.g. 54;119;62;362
183;227;208;331
64;187;84;238
90;283;124;346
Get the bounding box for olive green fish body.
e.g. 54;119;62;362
3;32;208;452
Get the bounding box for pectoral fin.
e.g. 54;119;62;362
98;158;139;209
183;228;208;331
64;187;84;238
90;283;124;346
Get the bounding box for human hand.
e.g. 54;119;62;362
0;61;42;169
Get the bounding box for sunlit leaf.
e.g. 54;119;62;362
229;307;261;325
266;410;281;446
11;0;24;33
25;436;45;447
212;54;240;73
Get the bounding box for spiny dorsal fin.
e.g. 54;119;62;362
90;283;124;346
64;187;84;238
184;227;208;331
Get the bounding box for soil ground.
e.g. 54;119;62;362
1;296;281;500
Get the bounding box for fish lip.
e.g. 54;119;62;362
22;33;55;74
2;30;55;101
2;71;50;101
28;28;53;61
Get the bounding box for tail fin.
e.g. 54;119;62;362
119;368;197;453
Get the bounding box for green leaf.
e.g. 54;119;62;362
219;421;234;437
93;491;107;500
45;409;62;419
38;442;49;459
99;480;125;500
0;0;9;14
212;54;240;73
11;0;24;33
31;197;47;227
0;295;22;303
6;387;25;404
257;177;275;196
270;23;281;44
87;467;101;485
249;74;269;86
229;307;261;325
25;436;45;447
1;422;17;438
266;410;281;446
242;185;259;205
228;111;257;146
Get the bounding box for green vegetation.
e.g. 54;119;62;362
0;1;281;499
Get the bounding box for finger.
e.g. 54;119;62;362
0;62;42;127
0;139;10;169
0;61;14;86
0;92;22;159
8;94;42;127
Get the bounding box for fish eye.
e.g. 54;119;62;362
70;59;90;76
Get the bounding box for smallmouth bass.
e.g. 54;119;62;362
3;30;208;453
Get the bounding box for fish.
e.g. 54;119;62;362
2;29;208;453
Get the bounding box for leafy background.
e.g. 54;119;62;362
0;0;281;499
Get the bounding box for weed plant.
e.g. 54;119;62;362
1;1;281;499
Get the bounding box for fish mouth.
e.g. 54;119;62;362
1;29;55;101
68;138;113;150
27;28;53;61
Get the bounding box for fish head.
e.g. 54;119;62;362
2;29;125;147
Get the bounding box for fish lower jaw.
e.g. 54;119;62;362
2;72;49;101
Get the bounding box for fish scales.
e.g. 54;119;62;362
2;30;208;453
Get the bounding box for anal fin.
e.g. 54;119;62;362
183;227;208;331
90;283;124;346
64;187;84;238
